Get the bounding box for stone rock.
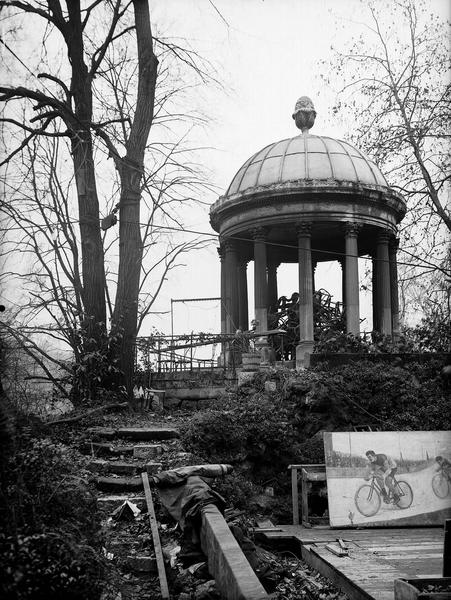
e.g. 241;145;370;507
194;580;220;599
151;396;163;413
264;380;277;393
126;555;157;573
237;371;257;386
197;399;213;410
180;399;198;411
86;459;109;474
163;396;181;409
145;462;163;475
133;444;163;459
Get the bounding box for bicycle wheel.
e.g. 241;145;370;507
432;472;449;499
395;481;413;509
355;484;381;517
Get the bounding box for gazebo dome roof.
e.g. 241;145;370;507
210;97;406;238
226;133;388;197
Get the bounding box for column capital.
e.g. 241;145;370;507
296;221;312;237
223;238;238;252
343;221;362;237
251;226;267;241
389;236;400;251
217;245;224;260
376;229;391;245
267;258;281;269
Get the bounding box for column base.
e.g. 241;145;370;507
296;340;314;370
255;336;272;366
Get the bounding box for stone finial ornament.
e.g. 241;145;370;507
292;96;316;132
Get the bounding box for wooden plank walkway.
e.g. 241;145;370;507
258;526;444;600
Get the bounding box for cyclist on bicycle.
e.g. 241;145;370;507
435;456;451;478
364;450;399;503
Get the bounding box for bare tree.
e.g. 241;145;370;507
320;0;450;323
0;1;217;398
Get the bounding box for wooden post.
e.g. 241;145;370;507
141;472;170;599
444;519;451;577
301;468;309;527
290;466;299;525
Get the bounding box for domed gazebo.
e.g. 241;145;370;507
210;97;406;368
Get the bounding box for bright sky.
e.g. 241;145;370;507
148;0;450;336
1;0;449;340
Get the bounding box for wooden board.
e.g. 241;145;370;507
142;472;170;599
256;525;445;600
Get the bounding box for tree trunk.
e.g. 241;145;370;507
71;131;107;333
112;0;158;398
67;1;106;335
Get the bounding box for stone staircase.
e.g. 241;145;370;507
79;424;187;598
81;425;181;514
79;423;271;599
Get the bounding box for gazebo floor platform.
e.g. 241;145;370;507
256;525;444;600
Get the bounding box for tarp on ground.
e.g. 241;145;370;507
151;464;233;530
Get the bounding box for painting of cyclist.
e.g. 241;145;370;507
364;450;399;504
435;456;451;478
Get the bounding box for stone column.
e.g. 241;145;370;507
267;259;279;314
339;259;345;307
218;245;226;335
372;255;379;332
237;260;249;331
296;221;314;368
224;239;239;334
343;222;361;335
312;259;317;295
252;227;268;333
375;230;392;336
389;236;400;343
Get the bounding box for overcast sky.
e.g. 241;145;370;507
1;0;449;342
147;0;450;337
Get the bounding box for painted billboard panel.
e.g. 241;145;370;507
324;431;451;527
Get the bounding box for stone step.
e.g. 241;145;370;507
96;494;146;512
79;441;134;457
86;427;117;440
116;427;179;441
133;444;164;459
86;426;179;442
96;476;143;493
87;459;143;476
88;459;163;476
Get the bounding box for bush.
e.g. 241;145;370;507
303;359;450;432
0;413;104;599
212;471;261;510
2;434;98;537
0;533;104;600
181;389;298;477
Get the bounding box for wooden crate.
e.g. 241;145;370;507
394;578;451;600
288;463;327;526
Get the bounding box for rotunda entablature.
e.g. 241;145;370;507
210;179;405;238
